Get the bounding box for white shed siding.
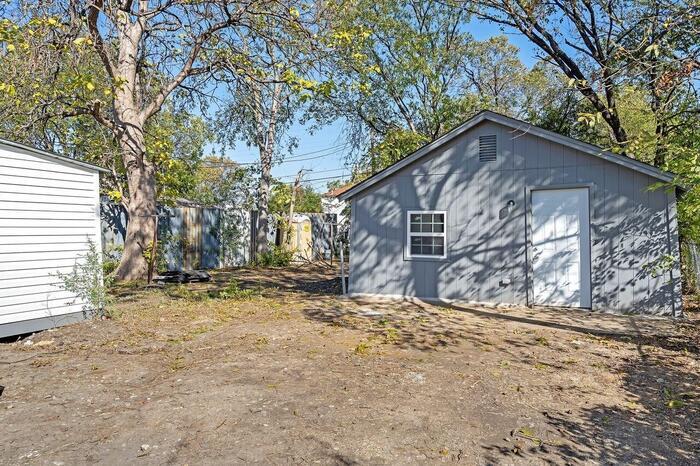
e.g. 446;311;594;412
0;143;101;334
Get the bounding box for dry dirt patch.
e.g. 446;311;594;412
1;265;698;464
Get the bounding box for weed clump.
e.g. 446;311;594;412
254;245;294;267
215;280;258;300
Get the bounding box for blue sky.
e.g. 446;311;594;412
208;18;538;193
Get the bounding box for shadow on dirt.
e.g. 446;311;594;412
218;265;343;296
302;299;502;352
482;352;699;464
441;302;699;355
303;297;697;355
108;265;344;302
302;299;699;464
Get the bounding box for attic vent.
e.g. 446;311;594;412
479;135;497;162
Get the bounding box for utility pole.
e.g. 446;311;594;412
286;169;304;246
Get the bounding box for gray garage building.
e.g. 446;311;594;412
339;111;682;316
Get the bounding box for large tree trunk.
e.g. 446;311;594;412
255;143;272;254
115;165;157;280
255;154;272;256
113;121;157;281
252;79;283;257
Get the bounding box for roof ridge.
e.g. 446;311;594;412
339;111;677;201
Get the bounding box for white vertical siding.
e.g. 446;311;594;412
0;144;101;328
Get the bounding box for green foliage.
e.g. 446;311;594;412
254;245;295;267
354;128;429;179
102;259;119;277
148;110;212;205
55;239;113;317
215;280;258;300
314;1;573;175
680;241;699;294
102;244;123;277
102;256;120;277
269;182;322;213
0;16;209;204
213;1;314;161
642;253;678;279
664;132;700;243
315;0;477;142
463;35;528;113
0;14;117;162
165;284;209;302
186;156;255;207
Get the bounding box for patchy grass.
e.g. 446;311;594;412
1;265;698;465
354;339;373;356
535;336;550;346
212;279;260;300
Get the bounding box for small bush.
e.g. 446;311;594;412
102;257;119;276
55;238;113;317
102;244;122;277
254;245;294;267
216;280;257;300
166;284;209;302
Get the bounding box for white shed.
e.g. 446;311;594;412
0;138;106;338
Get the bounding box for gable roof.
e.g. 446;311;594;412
324;183;354;198
0;137;108;173
339;110;677;201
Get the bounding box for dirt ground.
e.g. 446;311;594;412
1;265;699;465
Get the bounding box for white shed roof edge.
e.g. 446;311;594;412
339;110;677;201
0;138;109;173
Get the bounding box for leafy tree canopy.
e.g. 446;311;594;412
269;182;322;214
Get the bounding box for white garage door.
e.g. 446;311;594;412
531;188;591;308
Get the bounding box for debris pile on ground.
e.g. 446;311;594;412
153;270;211;284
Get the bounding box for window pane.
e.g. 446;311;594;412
408;212;446;257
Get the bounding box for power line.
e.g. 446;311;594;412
284;143;350;159
275;148;348;163
277;167;350;179
202;146;348;167
202;143;351;167
303;174;351;182
280;174;350;185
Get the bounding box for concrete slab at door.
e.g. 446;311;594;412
531;188;591;308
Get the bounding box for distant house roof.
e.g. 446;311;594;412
0;137;108;173
324;183;355;198
339;110;678;201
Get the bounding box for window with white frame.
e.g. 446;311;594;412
407;211;446;258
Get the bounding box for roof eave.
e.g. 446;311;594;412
0;138;109;173
482;112;676;184
339;110;678;201
338;112;490;201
